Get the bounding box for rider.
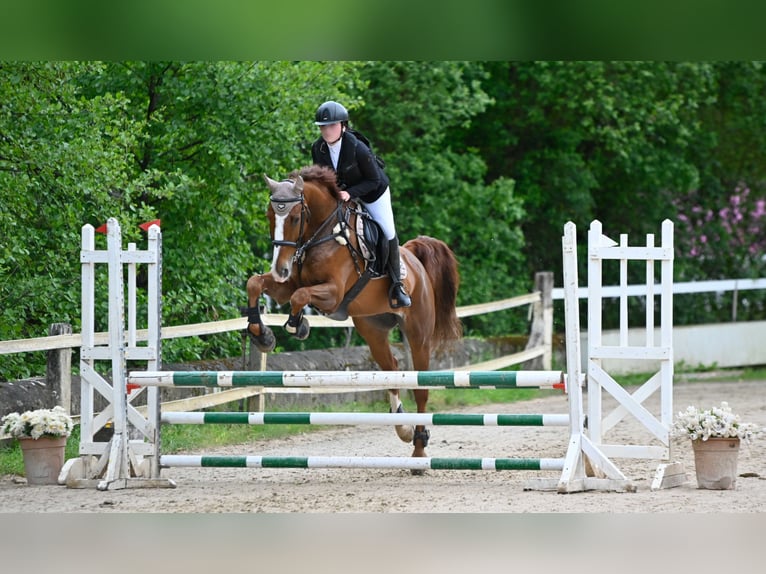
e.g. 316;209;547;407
311;100;411;308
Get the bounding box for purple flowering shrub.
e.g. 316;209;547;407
675;184;766;277
673;184;766;323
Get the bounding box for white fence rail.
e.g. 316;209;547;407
0;292;545;356
551;276;766;374
552;277;766;300
3;278;764;357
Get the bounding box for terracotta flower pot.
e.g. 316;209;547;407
18;436;67;485
691;437;740;490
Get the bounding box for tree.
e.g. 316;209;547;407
5;61;763;380
0;61;144;378
466;61;716;286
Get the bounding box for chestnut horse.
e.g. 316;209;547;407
245;165;462;467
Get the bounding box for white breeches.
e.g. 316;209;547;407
359;187;397;240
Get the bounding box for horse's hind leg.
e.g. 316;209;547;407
409;337;433;473
352;317;414;444
410;389;430;470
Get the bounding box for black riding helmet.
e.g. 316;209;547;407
314;101;349;125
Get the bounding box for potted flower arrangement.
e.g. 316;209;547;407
672;401;760;490
1;406;73;485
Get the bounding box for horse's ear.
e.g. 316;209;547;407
294;176;304;193
263;174;278;192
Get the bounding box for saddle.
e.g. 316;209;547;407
353;205;388;277
325;203;391;321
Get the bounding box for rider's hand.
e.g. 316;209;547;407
339;190;351;202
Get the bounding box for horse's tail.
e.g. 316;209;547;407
403;235;463;349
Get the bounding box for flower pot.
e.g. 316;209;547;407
691;437;740;490
18;436;67;485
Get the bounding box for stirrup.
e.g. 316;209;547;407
389;282;411;308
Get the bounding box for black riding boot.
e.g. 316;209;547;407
387;237;411;308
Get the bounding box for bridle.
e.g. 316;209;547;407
269;189;363;279
269;193;306;253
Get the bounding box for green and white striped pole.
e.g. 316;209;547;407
161;411;570;427
128;370;567;391
160;455;566;472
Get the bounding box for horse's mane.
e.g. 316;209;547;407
289;165;340;200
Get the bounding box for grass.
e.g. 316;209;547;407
159;389;557;454
3;366;765;478
162;397;392;453
613;366;766;387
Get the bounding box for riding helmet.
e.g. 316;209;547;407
314;101;349;125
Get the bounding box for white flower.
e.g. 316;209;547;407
1;406;73;440
672;401;760;443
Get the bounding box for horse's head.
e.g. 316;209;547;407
264;174;306;282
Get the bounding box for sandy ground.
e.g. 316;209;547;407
2;377;765;513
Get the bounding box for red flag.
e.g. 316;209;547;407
95;223;108;234
139;219;161;232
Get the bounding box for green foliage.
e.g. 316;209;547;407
668;62;766;324
0;62;147;377
466;62;715;286
1;62;367;377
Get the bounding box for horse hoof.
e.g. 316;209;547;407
410;447;427;476
395;425;414;443
295;317;310;340
390;402;414;443
248;326;276;353
285;316;310;340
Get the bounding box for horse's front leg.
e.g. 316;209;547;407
245;273;285;352
284;282;343;341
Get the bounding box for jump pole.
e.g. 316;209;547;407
127;369;567;390
160;455;567;472
161;412;571;427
